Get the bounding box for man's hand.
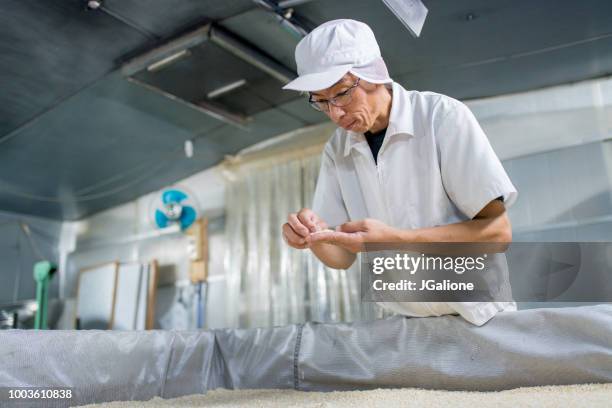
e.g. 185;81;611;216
282;208;328;249
306;218;400;253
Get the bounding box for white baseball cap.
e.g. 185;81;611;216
282;19;392;92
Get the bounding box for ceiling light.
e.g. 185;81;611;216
147;49;191;72
87;0;102;10
207;79;247;99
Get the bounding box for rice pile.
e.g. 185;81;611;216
80;383;612;407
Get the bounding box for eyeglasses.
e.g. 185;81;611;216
308;78;360;112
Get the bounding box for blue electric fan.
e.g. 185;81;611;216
154;188;198;231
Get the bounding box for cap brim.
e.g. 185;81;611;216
282;65;352;92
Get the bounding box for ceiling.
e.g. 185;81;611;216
2;0;612;220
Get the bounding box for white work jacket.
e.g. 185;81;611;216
312;82;518;325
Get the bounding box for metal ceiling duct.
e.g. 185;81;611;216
208;25;295;84
120;23;297;128
126;78;251;129
121;25;211;77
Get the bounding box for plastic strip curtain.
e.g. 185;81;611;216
224;154;386;328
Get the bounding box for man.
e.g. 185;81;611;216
281;19;518;325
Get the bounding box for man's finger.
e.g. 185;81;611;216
297;209;318;232
288;213;310;237
306;230;336;243
282;223;309;248
331;232;363;252
308;231;362;252
307;230;349;245
338;220;366;233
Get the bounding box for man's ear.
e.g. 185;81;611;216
360;80;377;91
360;80;383;94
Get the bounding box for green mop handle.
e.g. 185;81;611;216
34;261;56;330
35;278;43;329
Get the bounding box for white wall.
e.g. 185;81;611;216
58;166;227;329
469;76;612;160
465;77;612;236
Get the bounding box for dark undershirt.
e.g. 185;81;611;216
364;128;503;204
364;128;387;165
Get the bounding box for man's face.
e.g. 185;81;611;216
310;74;377;133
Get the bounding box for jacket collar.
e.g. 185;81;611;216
343;82;415;157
